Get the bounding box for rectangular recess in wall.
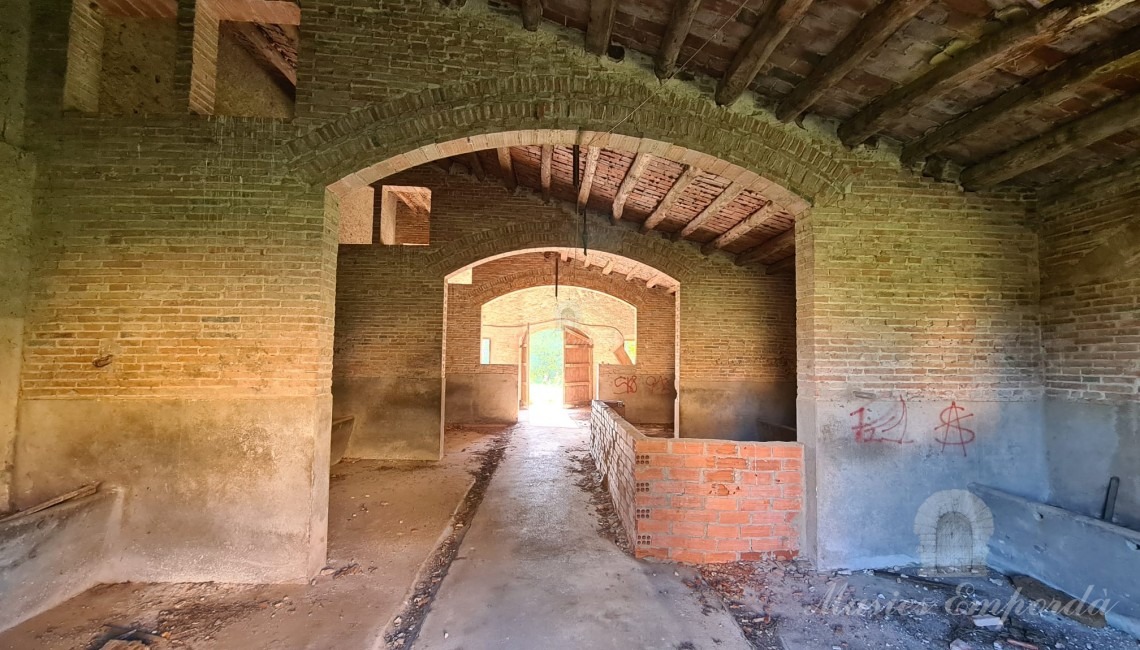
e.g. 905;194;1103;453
379;186;432;246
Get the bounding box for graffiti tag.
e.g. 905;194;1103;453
850;396;912;444
934;401;975;456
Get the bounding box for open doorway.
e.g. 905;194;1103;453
520;326;594;408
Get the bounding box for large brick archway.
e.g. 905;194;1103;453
285;77;856;209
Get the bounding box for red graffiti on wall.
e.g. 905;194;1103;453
850;396;912;444
613;376;638;395
934;401;975;456
613;375;672;396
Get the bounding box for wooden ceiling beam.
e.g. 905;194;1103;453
960;91;1140;189
602;258;615;275
540;145;554;201
737;229;795;265
232;23;298;88
838;0;1130;146
716;0;816;106
701;202;778;254
902;24;1140;164
464;152;486;181
776;0;934;122
612;153;652;221
646;274;663;289
641;165;700;233
577;147;601;210
655;0;703;79
496;148;517;191
522;0;543;30
678;181;747;239
586;0;618;55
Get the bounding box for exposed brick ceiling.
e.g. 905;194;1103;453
485;0;1140;188
441;145;799;273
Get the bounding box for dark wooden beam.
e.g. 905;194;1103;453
960;92;1140;189
522;0;543;30
577;147;601;210
737;229;795;265
496;147;517;191
586;0;618;55
231;23;298;88
716;0;816;106
613;153;652;221
838;0;1128;146
641;165;700;233
655;0;703;79
464;152;486;181
902;25;1140;164
540;144;554;201
678;180;746;239
776;0;934;122
701;202;777;254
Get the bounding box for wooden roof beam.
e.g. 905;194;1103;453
701;202;778;254
646;274;663;289
737;229;795;265
776;0;935;122
902;24;1140;164
496;148;517;191
577;147;601;210
586;0;618;55
641;165;700;233
716;0;816;106
677;180;747;239
464;152;486;181
838;0;1130;146
766;255;797;275
540;145;554;201
601;258;615;275
612;153;652;221
960;91;1140;189
522;0;543;30
655;0;703;79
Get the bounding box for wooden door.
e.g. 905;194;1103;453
563;327;593;407
519;330;529;407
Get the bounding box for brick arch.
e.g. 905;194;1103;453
287;76;855;208
468;271;666;312
423;218;705;284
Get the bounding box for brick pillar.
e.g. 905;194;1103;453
174;0;219;115
62;0;104;112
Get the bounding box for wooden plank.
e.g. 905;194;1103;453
522;0;543;30
465;152;486;181
496;147;517;191
602;258;615;275
577;146;601;209
960;92;1140;189
678;180;747;239
715;0;816;105
838;0;1130;146
901;25;1140;164
646;274;663;289
776;0;935;122
586;0;618;55
231;23;297;87
612;153;652;221
540;144;554;201
737;229;795;265
701;202;778;254
766;254;797;275
0;483;100;525
655;0;703;78
641;165;700;232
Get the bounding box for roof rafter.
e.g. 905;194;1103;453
655;0;703;78
701;202;778;254
678;181;747;239
738;229;795;266
612;153;652;221
586;0;618;55
716;0;816;106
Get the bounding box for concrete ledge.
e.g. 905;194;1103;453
0;488;122;632
971;483;1140;638
445;368;519;425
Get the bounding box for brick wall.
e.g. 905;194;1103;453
591;401;802;563
1038;164;1139;528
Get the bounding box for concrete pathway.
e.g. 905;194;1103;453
414;410;750;650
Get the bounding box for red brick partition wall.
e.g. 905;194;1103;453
591;401;802;563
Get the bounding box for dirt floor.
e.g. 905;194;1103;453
0;426;507;650
698;560;1140;650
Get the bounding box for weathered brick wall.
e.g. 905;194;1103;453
798;164;1047;568
1038;164;1140;528
597;364;676;425
591;401;802;563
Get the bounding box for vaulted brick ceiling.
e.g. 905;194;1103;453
442;146;801;273
485;0;1140;188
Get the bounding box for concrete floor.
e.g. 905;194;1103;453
0;427;502;650
413;408;749;650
